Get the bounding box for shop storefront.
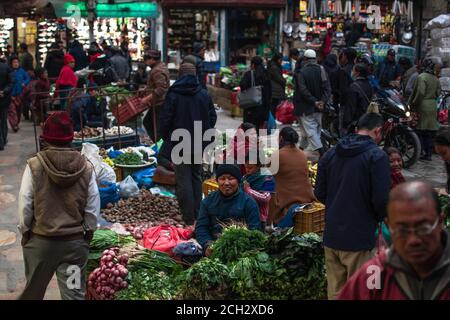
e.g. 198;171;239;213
282;0;417;62
161;0;285;68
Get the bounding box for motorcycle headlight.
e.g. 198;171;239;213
405;111;411;117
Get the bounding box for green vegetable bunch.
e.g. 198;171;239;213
115;271;177;300
176;258;231;300
210;225;268;264
127;249;183;276
114;152;142;166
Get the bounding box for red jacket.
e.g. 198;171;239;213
338;235;450;300
56;65;78;89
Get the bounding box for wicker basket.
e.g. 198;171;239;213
114;166;123;182
202;179;219;197
293;202;325;234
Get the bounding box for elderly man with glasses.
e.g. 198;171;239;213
338;181;450;300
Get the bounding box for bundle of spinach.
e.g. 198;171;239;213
176;258;231;300
127;249;183;276
229;252;290;300
266;229;327;299
114;152;142;166
211;225;268;264
115;271;177;300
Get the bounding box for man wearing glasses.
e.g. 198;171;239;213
338;181;450;300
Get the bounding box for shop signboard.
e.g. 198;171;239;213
53;1;159;18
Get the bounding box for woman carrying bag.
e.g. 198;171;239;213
239;56;272;134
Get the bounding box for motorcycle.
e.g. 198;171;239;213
320;88;421;168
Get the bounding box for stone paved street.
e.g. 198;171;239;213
0;111;447;299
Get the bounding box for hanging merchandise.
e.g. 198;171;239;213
400;1;407;16
0;19;13;53
335;0;343;15
343;1;352;17
308;0;318;19
354;0;361;20
320;0;328;16
392;0;401;15
407;1;414;24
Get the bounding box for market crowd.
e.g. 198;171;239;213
0;32;447;300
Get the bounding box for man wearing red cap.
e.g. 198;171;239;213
55;54;78;110
18;111;100;300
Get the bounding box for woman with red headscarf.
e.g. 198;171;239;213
55;54;78;110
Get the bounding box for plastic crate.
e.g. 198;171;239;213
293;202;325;234
111;95;148;125
202;179;219;197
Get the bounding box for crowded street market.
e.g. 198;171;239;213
0;0;449;305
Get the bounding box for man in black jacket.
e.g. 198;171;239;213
19;43;34;74
0;60;12;150
341;63;374;133
44;43;65;80
294;49;331;157
314;112;391;299
159;63;217;225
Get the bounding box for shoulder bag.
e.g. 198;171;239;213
239;70;263;110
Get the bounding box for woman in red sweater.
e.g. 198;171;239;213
56;54;78;110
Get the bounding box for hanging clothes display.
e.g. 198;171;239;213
407;1;414;24
344;0;352;17
335;0;343;15
320;0;328;16
308;0;318;19
354;0;361;20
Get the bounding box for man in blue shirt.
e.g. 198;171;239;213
375;49;402;88
195;164;261;255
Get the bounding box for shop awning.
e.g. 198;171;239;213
52;1;159;18
161;0;286;8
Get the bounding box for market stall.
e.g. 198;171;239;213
282;0;417;60
0;19;14;54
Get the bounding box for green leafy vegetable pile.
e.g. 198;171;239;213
114;152;142;165
115;271;177;300
439;194;450;229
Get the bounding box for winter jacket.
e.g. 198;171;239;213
183;53;207;89
70;92;90;131
268;61;286;100
56;65;78;90
110;53;130;81
338;230;450;300
408;72;441;131
19;52;34;72
314;134;391;251
159;75;217;162
269;145;316;224
69;41;89;71
240;67;272;111
294;60;331;116
0;62;12;109
341;77;374;129
195;189;261;250
401;65;418;98
26;148;95;237
11;68;30;97
147;61;170;107
44;49;65;79
376;59;402;88
323;55;340;105
336;63;354;105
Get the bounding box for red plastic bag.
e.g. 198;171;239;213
143;225;193;256
439;109;448;125
275;100;297;124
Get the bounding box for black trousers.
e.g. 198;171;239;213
417;129;436;157
0;105;8;150
174;164;203;224
143;105;161;143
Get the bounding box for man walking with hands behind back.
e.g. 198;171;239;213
314;112;391;299
141;50;170;143
18;111;100;300
294;49;331;157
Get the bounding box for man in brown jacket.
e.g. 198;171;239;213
18;111;100;300
141;49;170;142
